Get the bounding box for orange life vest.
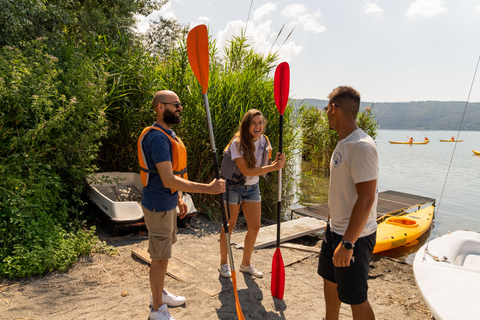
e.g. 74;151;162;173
137;126;188;192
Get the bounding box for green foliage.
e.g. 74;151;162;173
0;0;168;47
300;104;378;175
142;18;189;58
146;34;299;219
89;33;163;172
0;39;109;278
0;0;298;277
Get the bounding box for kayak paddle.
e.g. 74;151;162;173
187;24;245;320
271;61;289;300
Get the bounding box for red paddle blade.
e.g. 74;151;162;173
231;271;246;320
187;24;209;94
271;248;285;299
274;62;290;115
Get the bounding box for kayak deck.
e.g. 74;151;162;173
291;190;436;253
291;190;435;221
373;204;435;253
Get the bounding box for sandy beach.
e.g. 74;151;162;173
0;214;432;320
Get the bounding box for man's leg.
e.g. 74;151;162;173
351;299;375;320
324;278;341;320
150;258;168;311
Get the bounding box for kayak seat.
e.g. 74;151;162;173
385;217;419;228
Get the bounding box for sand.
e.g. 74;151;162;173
0;214;432;320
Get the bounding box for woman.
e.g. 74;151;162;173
218;109;285;278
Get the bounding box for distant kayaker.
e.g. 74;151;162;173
424;137;429;143
451;136;455;141
218;109;285;279
138;90;225;320
409;137;414;144
318;86;378;320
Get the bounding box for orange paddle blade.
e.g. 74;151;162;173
187;24;209;94
231;271;245;320
271;248;285;299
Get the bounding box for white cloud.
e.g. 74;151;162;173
252;2;277;21
476;5;480;13
364;2;385;22
197;16;211;24
282;3;308;18
281;4;325;34
216;19;302;62
273;41;303;62
406;0;448;19
134;3;177;33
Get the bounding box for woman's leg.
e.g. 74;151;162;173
240;201;261;266
219;203;241;265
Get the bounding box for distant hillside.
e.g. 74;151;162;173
294;99;480;131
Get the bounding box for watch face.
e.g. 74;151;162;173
342;240;354;250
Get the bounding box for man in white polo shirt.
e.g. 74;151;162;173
317;86;378;320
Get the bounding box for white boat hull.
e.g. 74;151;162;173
85;172;197;234
413;230;480;320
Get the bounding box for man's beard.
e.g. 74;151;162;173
164;108;181;125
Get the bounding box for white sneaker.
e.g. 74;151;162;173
219;264;231;278
239;264;263;278
150;289;186;308
162;289;186;306
149;304;175;320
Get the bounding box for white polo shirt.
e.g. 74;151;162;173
328;128;378;237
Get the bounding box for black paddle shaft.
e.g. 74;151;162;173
201;94;230;236
210;150;230;234
276;115;283;247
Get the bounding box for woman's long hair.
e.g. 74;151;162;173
234;109;266;168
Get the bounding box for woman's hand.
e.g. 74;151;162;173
272;152;286;170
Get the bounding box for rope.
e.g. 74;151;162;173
423;56;480;261
436;56;480;216
245;0;254;34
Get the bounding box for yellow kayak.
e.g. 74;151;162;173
440;139;463;142
473;150;480;155
373;205;435;254
389;141;429;145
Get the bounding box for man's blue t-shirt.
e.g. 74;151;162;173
141;123;178;212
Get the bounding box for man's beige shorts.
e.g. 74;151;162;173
142;206;177;260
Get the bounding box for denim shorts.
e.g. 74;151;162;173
223;180;261;205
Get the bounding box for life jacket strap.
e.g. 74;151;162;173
173;167;187;176
140;167;158;174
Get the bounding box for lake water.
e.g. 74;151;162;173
291;129;480;262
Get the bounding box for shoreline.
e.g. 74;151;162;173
0;214;432;320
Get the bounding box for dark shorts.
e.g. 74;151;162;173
317;223;376;305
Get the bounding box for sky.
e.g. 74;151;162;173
136;0;480;103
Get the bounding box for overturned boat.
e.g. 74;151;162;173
85;172;197;234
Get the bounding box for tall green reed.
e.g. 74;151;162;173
300;103;378;175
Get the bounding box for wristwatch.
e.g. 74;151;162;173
341;239;355;250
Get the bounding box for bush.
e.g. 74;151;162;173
300;104;378;175
151;35;299;219
0;40;109;277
